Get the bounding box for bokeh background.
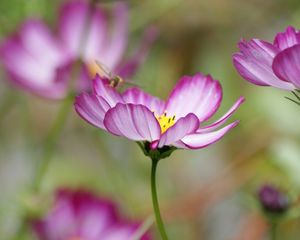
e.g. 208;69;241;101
1;0;300;239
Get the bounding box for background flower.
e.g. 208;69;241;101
33;188;150;240
233;26;300;90
0;0;156;99
258;184;290;214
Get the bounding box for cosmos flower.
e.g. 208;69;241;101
33;188;150;240
0;0;156;99
75;73;244;150
233;26;300;90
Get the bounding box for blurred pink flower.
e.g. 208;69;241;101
33;188;150;240
0;0;156;99
75;73;244;150
233;26;300;90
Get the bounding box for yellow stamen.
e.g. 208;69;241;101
155;112;176;133
87;61;107;78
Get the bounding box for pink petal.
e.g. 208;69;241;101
73;63;93;93
172;141;188;149
233;39;294;90
180;121;239;149
165;73;222;121
103;225;140;240
103;103;161;142
272;44;300;89
57;189;118;239
198;96;245;133
18;20;68;66
158;113;200;148
122;87;165;114
100;2;129;69
34;192;77;239
0;20;69;98
78;205;117;239
33;189;149;240
93;75;124;107
274;26;300;51
74;93;110;129
59;0;107;60
116;26;158;78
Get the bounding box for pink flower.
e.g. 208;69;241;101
33;188;150;240
0;0;156;99
75;73;244;151
233;26;300;90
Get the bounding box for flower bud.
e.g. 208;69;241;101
258;184;289;214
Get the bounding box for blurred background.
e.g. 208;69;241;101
1;0;300;239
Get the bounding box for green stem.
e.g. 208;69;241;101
31;95;73;192
151;158;169;240
270;221;278;240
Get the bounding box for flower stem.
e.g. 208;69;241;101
151;158;169;240
270;221;278;240
31;95;73;192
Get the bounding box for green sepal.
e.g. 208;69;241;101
137;141;177;161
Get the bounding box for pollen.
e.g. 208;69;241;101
87;61;106;78
155;112;176;133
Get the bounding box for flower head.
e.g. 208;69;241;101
75;73;244;153
233;26;300;90
258;184;290;214
32;188;150;240
0;0;156;99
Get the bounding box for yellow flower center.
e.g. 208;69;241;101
155;112;176;134
87;61;107;78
